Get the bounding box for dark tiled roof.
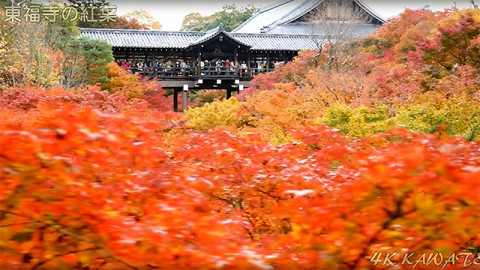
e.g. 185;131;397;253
80;28;203;48
80;28;321;51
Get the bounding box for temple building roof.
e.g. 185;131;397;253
233;0;386;34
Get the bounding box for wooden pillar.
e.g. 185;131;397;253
266;53;270;73
234;47;239;76
182;85;188;111
183;53;187;77
132;53;136;74
173;89;179;112
226;89;232;99
247;55;251;77
197;49;202;76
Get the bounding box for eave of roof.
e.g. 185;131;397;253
354;0;387;24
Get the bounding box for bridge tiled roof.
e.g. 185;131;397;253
80;28;320;51
80;28;204;49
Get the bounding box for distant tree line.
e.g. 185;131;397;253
181;4;256;32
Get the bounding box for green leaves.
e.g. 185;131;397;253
61;37;114;88
181;4;256;32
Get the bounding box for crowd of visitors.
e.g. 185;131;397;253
116;58;279;77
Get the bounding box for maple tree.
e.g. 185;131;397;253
420;8;480;75
0;84;168;114
233;8;479;143
0;3;114;91
1;99;479;268
108;10;162;30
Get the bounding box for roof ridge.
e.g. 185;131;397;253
188;29;251;48
231;32;322;38
79;28;204;35
232;0;295;33
258;0;295;13
263;0;323;32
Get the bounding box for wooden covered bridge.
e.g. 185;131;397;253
80;0;385;111
81;25;319;111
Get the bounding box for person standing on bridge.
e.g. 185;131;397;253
230;61;236;75
215;59;221;75
205;60;210;75
225;59;231;75
241;62;247;76
180;60;188;76
200;60;205;75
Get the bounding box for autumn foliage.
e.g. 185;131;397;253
1;101;479;268
233;8;480;142
1;7;480;270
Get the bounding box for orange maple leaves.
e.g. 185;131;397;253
1;99;479;269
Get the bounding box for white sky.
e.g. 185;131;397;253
112;1;473;30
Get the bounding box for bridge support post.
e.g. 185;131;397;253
173;89;178;112
226;89;232;99
182;84;188;111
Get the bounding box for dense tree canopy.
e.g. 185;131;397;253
0;1;129;90
180;4;256;31
61;37;114;88
108;10;162;30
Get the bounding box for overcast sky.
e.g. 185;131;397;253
109;0;473;30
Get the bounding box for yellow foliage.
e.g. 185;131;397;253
319;92;480;140
184;97;240;131
192;90;226;107
102;62;158;98
319;104;395;137
0;10;62;89
396;92;480;141
237;87;326;143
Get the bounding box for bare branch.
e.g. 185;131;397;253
304;0;378;71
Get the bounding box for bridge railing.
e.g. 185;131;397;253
125;66;275;79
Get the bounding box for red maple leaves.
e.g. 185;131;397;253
1;102;478;269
